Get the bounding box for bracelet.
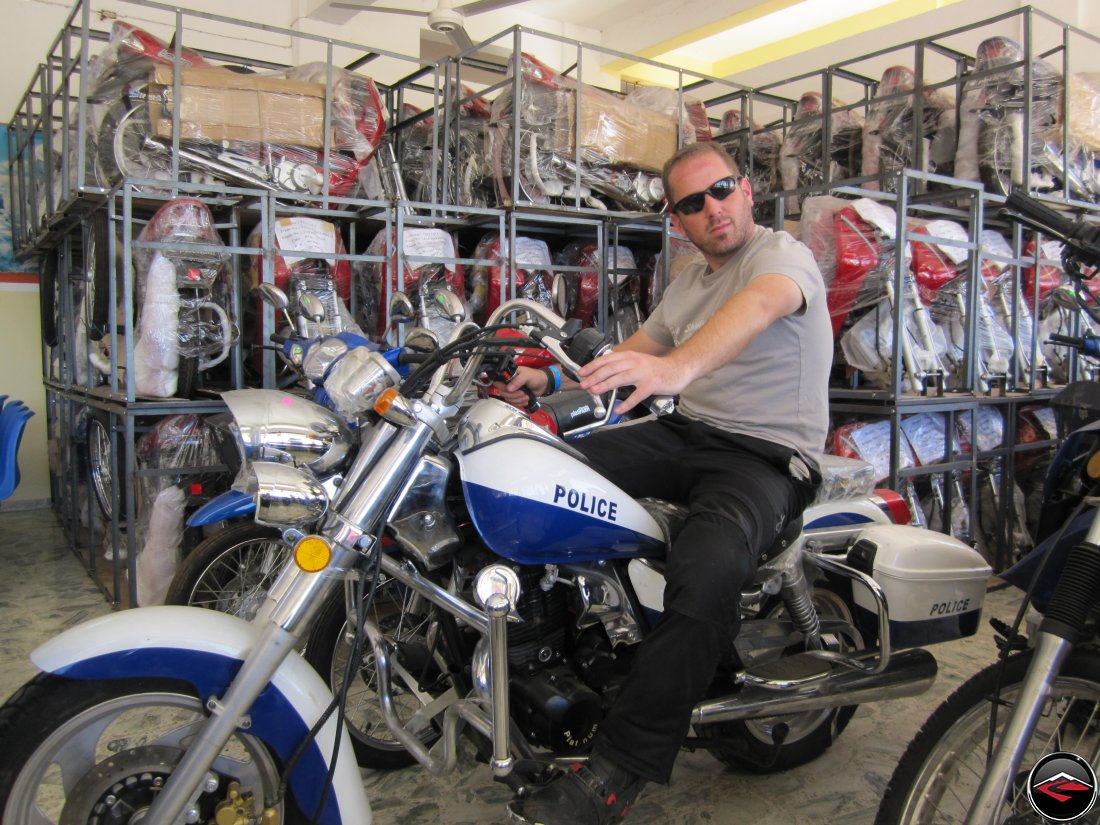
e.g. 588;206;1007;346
541;365;562;397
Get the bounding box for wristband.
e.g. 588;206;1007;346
541;365;562;397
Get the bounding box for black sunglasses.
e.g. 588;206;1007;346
670;175;743;215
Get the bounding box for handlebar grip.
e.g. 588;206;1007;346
1049;333;1084;347
1003;189;1077;239
270;330;289;345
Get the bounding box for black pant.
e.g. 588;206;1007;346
574;413;818;784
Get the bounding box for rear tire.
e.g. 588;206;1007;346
176;355;199;399
695;582;860;772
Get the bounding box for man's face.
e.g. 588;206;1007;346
667;153;755;261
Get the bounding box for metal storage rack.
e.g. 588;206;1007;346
9;0;448;604
12;1;1100;599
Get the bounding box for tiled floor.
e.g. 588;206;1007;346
0;507;1026;824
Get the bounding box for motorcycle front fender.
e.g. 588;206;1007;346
31;606;370;825
187;488;255;526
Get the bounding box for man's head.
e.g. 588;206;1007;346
662;142;756;268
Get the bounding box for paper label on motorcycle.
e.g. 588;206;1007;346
403;228;457;273
275;218;337;267
513;236;552;268
852;198;912;261
920;220;969;265
980;229;1013;260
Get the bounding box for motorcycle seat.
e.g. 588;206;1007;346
639;496;803;565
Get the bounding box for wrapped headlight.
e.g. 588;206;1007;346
303;337;350;384
325;348;401;417
222;389;352;476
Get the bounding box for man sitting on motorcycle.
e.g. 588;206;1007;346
498;140;833;825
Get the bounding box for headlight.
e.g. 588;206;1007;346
303;337;349;383
223;389;352;476
324;349;401;417
244;461;329;528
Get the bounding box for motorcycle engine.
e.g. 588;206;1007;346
507;567;603;753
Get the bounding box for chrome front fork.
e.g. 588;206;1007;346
142;420;430;825
963;631;1073;825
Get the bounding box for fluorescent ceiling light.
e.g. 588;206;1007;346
666;0;896;66
607;0;964;84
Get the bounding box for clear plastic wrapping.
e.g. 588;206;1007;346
486;53;671;211
953;35;1093;199
778;92;864;199
242;218;359;372
719;111;781;211
830;419;915;484
134;414;218;605
861;65;956;190
86;19;385;197
555;240;638;328
355;227;466;343
813;453;877;503
133;199;235;397
798;195;850;294
466;233;553;323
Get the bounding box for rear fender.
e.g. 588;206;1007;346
31;606;370;825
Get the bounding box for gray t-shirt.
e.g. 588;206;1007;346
642;226;832;468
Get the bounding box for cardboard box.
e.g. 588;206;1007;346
150;65;330;148
552;87;678;174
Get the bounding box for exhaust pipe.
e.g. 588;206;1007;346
691;647;936;726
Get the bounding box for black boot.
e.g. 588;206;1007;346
507;753;646;825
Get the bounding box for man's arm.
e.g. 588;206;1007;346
578;273;804;413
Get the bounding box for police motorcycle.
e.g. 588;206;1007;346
0;297;992;825
875;190;1100;825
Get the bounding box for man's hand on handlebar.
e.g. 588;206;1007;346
498;365;551;407
579;350;689;415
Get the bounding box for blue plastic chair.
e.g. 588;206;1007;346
0;400;34;501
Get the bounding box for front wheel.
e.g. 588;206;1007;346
875;648;1100;824
164;523;287;619
0;673;304;824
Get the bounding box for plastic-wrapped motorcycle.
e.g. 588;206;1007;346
875;188;1100;825
0;297;993;824
87;20;386;198
132;198;236;399
955;36;1100;203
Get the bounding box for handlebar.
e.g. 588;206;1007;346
1001;188;1100;270
1048;332;1100;359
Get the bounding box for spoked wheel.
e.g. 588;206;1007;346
0;673;303;825
695;582;862;772
96;99;170;189
164;524;288;619
86;410;120;522
876;649;1100;825
305;574;441;769
979;114;1028;198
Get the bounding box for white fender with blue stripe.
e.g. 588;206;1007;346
31;606;370;825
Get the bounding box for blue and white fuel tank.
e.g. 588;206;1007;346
454;399;664;564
